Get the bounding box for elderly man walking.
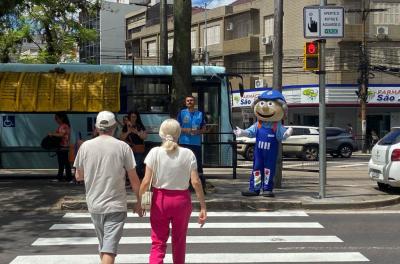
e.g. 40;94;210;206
74;111;144;264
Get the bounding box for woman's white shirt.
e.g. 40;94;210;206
144;146;197;190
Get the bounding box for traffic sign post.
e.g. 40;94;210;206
303;3;345;199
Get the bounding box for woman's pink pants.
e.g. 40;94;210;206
149;188;192;264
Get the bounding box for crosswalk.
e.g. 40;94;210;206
10;211;369;264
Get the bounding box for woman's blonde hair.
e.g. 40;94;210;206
159;118;181;152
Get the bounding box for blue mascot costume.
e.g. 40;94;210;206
235;89;292;197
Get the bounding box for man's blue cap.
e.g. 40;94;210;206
258;89;286;102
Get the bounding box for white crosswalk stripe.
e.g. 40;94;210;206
63;211;309;218
50;222;324;230
9;210;370;263
10;253;369;263
32;235;343;245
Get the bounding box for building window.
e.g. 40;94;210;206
191;30;197;49
344;2;362;24
373;3;400;25
145;41;157;57
264;16;273;38
204;25;220;46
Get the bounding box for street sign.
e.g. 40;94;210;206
2;115;15;127
304;6;344;38
304;7;320;38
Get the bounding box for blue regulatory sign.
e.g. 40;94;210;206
2;116;15;127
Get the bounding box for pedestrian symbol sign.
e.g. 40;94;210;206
304;6;344;39
304;8;320;38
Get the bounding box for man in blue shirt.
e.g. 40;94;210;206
177;95;207;192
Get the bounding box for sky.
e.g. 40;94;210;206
192;0;237;8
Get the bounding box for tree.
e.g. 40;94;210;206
170;0;192;117
0;0;24;17
0;3;29;63
23;0;99;64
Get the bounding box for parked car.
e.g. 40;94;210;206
236;126;355;161
368;128;400;190
325;127;355;158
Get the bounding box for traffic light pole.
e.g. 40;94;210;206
318;0;327;199
317;38;326;199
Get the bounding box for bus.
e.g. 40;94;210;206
0;63;235;170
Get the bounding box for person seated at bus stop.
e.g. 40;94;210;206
234;90;292;197
120;110;147;179
177;95;207;193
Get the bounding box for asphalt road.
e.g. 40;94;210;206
2;210;400;264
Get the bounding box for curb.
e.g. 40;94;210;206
58;195;400;212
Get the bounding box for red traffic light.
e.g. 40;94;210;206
306;42;318;55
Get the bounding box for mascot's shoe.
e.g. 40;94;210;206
262;191;275;197
241;190;260;196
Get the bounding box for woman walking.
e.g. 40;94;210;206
49;112;72;182
140;119;207;264
121;111;147;179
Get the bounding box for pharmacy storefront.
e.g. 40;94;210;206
231;84;400;139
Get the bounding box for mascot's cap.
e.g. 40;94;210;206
258;89;286;102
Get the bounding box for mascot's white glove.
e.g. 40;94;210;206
234;126;249;137
283;127;293;139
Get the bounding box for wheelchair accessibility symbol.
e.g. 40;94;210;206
2;116;15;127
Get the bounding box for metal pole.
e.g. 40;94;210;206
131;41;135;77
361;0;368;153
273;0;283;188
160;0;168;65
318;0;327;198
204;3;209;65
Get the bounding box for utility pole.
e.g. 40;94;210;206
160;0;168;65
204;2;209;65
347;0;385;153
272;0;283;188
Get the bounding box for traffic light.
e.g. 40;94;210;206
303;41;319;71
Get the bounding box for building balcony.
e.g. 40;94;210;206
223;35;259;56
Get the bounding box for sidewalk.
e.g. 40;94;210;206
1;165;399;212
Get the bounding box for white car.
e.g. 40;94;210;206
236;126;320;161
368;128;400;190
236;125;356;161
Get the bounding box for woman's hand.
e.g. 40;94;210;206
134;203;145;217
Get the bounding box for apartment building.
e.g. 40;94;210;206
126;0;400;137
80;1;139;64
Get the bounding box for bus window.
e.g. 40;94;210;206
122;76;171;113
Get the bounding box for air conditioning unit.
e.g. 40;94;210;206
376;26;389;36
262;35;273;45
226;22;234;31
255;79;264;88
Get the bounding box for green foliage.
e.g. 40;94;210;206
0;4;30;63
0;0;100;64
